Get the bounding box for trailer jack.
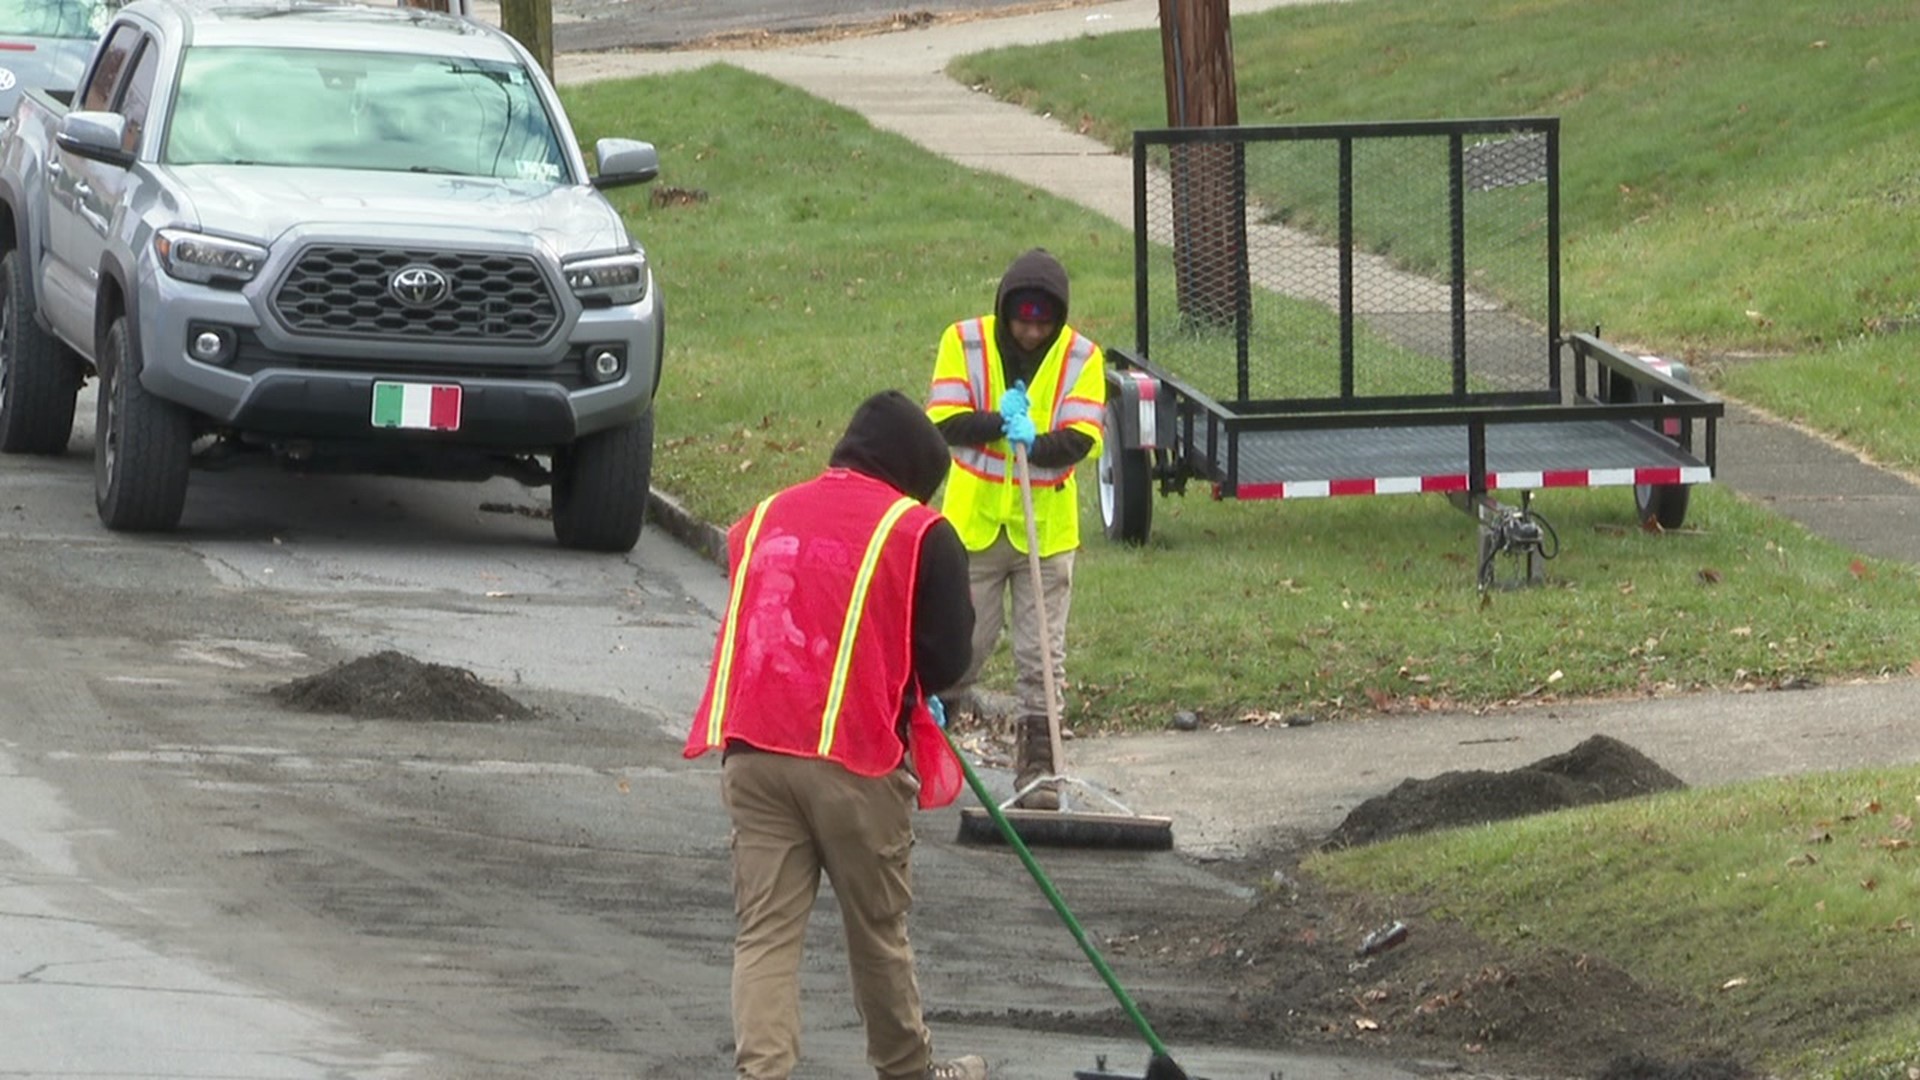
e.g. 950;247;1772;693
1455;491;1560;591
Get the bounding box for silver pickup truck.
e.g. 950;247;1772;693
0;0;666;551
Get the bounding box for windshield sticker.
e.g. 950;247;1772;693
515;159;561;182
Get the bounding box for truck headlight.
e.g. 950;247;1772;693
564;253;648;307
155;229;268;286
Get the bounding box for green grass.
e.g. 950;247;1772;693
949;0;1920;421
555;12;1920;1079
560;63;1920;730
1309;764;1920;1077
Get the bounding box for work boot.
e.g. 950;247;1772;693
925;1054;989;1080
1011;716;1060;811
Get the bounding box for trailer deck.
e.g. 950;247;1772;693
1098;117;1723;586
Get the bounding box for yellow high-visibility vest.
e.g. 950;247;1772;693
927;316;1105;556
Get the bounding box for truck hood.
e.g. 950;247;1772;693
154;165;635;255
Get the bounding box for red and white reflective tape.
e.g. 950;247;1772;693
1232;464;1711;502
1121;369;1158;449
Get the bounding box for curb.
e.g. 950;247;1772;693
646;487;727;569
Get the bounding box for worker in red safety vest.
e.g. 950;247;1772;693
685;390;987;1080
925;248;1106;810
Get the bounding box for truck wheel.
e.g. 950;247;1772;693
1098;396;1153;544
95;316;193;532
0;249;81;455
552;408;653;553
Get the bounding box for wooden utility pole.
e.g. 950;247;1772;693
1158;0;1241;327
499;0;555;80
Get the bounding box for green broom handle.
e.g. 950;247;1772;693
942;727;1172;1059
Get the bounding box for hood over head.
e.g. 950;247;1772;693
992;248;1071;371
829;389;951;505
994;248;1070;326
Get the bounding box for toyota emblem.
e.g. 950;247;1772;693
389;265;451;309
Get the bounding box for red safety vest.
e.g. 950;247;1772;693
685;469;938;778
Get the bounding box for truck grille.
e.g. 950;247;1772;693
272;246;561;344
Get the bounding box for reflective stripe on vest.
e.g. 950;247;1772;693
695;495;776;751
693;491;919;758
814;495;918;755
946;325;1099;488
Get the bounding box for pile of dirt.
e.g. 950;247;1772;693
1322;734;1689;849
1065;734;1751;1080
270;650;535;723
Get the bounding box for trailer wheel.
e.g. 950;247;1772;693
1098;397;1153;544
0;249;81;455
95;316;193;532
1632;376;1692;531
1635;481;1690;531
552;408;653;553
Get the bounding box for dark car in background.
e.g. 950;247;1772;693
0;0;124;117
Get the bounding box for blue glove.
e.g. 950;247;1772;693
1003;413;1037;449
998;381;1030;422
927;696;948;729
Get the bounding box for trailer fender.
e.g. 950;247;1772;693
1633;355;1693;530
1099;365;1164;545
1105;366;1169;451
1637;355;1692;439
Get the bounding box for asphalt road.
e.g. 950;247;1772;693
544;0;1091;53
8;3;1920;1075
0;388;1379;1080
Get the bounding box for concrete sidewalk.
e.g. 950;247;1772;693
549;0;1920;859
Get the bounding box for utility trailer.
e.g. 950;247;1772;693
1097;117;1723;588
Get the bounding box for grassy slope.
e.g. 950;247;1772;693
564;64;1920;728
949;0;1920;467
559;12;1920;1078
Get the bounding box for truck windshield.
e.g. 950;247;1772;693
164;45;569;181
0;0;120;38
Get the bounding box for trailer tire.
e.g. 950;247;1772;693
0;249;81;455
551;408;652;553
1635;481;1690;532
1098;396;1153;544
1631;376;1692;531
95;316;193;532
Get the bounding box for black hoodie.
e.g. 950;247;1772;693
936;248;1096;470
827;390;974;699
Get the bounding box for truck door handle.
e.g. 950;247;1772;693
45;157;63;177
73;180;91;198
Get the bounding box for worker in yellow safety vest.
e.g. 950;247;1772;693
925;248;1105;810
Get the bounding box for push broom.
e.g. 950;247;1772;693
955;441;1174;851
941;723;1201;1080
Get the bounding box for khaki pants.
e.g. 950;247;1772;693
723;750;931;1080
954;531;1074;728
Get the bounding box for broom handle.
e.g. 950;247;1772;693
1013;441;1067;775
943;726;1173;1059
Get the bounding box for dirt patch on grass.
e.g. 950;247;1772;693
271;650;536;723
1045;735;1756;1080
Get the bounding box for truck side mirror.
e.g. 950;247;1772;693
54;110;134;168
591;137;659;190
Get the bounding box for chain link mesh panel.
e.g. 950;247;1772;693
1136;120;1557;410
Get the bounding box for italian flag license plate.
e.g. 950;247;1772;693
371;381;462;431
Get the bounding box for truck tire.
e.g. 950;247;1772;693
1098;395;1153;544
0;249;81;455
552;408;653;553
95;316;193;532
